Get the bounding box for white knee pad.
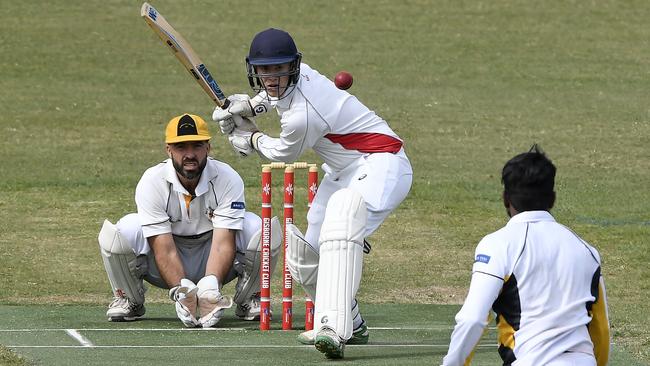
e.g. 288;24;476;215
286;224;319;300
233;216;282;305
98;219;146;304
314;188;367;340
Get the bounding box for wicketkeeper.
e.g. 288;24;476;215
212;28;413;358
98;114;281;327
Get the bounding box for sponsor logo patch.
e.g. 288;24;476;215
197;64;226;100
231;201;245;209
254;104;267;115
475;254;491;264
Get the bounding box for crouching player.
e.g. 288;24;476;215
97;114;281;327
441;145;609;366
211;28;413;358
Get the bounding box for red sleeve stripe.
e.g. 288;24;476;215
325;133;403;153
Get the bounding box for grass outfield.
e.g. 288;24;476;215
1;0;649;364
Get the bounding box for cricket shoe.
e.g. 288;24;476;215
106;297;145;322
235;293;262;321
314;327;345;359
298;322;369;345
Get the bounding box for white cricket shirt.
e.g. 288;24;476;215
443;210;609;366
256;63;404;172
135;157;246;238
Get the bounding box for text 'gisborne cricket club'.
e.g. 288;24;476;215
261;217;271;289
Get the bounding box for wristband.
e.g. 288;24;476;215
250;131;264;151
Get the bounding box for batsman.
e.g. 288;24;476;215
212;28;413;358
97;114;282;328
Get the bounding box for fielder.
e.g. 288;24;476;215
98;113;281;327
441;145;610;366
212;28;413;358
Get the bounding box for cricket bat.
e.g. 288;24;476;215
141;2;226;106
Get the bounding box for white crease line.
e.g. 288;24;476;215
369;326;496;331
1;327;446;332
65;329;94;347
0;328;246;332
7;344;496;349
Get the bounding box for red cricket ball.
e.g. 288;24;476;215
334;71;353;90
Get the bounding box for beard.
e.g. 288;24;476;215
172;156;207;180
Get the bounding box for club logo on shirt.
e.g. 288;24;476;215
231;201;245;209
475;254;491;264
205;207;215;219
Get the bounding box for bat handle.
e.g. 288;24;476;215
220;98;230;109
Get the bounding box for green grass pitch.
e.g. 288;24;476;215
1;0;649;365
0;304;645;365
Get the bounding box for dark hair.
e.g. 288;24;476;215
501;144;556;211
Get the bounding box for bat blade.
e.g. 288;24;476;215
141;2;225;106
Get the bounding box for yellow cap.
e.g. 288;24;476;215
165;114;211;143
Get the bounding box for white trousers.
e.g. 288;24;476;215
114;211;261;289
304;149;413;251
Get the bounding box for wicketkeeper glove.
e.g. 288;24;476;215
197;275;233;328
169;278;200;328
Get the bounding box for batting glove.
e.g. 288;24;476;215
228;128;255;157
169;279;200;328
212;94;270;122
228;127;266;157
219;115;259;135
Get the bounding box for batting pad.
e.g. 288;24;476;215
98;220;146;304
286;224;319;300
314;189;367;340
233;216;281;305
